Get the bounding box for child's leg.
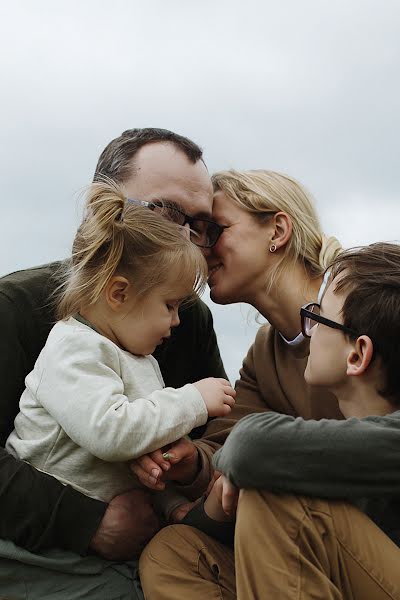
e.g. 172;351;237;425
236;489;400;600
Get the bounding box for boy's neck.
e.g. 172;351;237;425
336;381;395;418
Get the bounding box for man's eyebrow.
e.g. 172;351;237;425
156;198;212;219
156;198;182;210
186;211;213;220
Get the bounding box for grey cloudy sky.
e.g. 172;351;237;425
1;1;399;382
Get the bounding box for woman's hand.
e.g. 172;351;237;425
130;437;200;490
203;473;239;522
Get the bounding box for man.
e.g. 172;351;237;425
0;128;226;599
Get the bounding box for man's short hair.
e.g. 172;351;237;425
94;128;203;183
329;242;400;403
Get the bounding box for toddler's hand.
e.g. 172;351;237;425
194;378;236;417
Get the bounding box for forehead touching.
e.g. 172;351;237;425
212;190;239;219
123;142;213;217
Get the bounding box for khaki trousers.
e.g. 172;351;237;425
139;489;400;599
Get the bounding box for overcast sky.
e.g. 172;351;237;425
1;1;399;382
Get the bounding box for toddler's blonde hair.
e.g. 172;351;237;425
57;179;207;319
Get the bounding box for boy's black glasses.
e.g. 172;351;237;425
300;302;359;338
127;198;226;248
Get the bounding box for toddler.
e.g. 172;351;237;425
6;180;235;503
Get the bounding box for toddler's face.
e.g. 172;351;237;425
112;278;192;357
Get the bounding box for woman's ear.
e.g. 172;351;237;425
105;276;131;311
270;212;292;250
346;335;374;377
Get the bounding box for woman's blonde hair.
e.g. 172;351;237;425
212;169;341;291
56;179;207;320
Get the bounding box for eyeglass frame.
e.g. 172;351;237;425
300;302;359;339
126;197;227;248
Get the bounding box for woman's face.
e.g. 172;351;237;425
207;191;273;305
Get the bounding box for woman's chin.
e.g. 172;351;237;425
209;285;234;305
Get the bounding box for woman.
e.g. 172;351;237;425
136;170;400;599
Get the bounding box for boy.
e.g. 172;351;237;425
302;241;400;421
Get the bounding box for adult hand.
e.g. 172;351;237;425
89;489;160;560
130;438;200;490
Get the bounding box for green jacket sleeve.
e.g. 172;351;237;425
213;410;400;498
0;448;105;554
0;264;107;554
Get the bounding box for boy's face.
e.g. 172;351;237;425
304;276;353;391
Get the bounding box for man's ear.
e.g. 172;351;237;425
346;335;374;377
105;276;131;311
270;212;292;250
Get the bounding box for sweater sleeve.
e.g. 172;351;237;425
213;411;400;498
35;332;208;461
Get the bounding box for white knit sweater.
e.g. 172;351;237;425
6;317;207;501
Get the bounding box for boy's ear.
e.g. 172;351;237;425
105;276;131;311
346;335;374;377
270;212;292;250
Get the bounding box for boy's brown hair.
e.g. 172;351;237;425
329;242;400;403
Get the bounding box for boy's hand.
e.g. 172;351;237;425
194;377;236;417
130;438;200;490
204;474;239;522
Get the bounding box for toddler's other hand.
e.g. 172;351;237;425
194;377;236;417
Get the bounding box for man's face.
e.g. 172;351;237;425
122;142;213;219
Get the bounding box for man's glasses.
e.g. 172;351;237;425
127;198;226;248
300;302;359;338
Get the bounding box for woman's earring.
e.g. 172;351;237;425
269;244;277;253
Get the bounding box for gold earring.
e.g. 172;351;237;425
269;244;277;253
